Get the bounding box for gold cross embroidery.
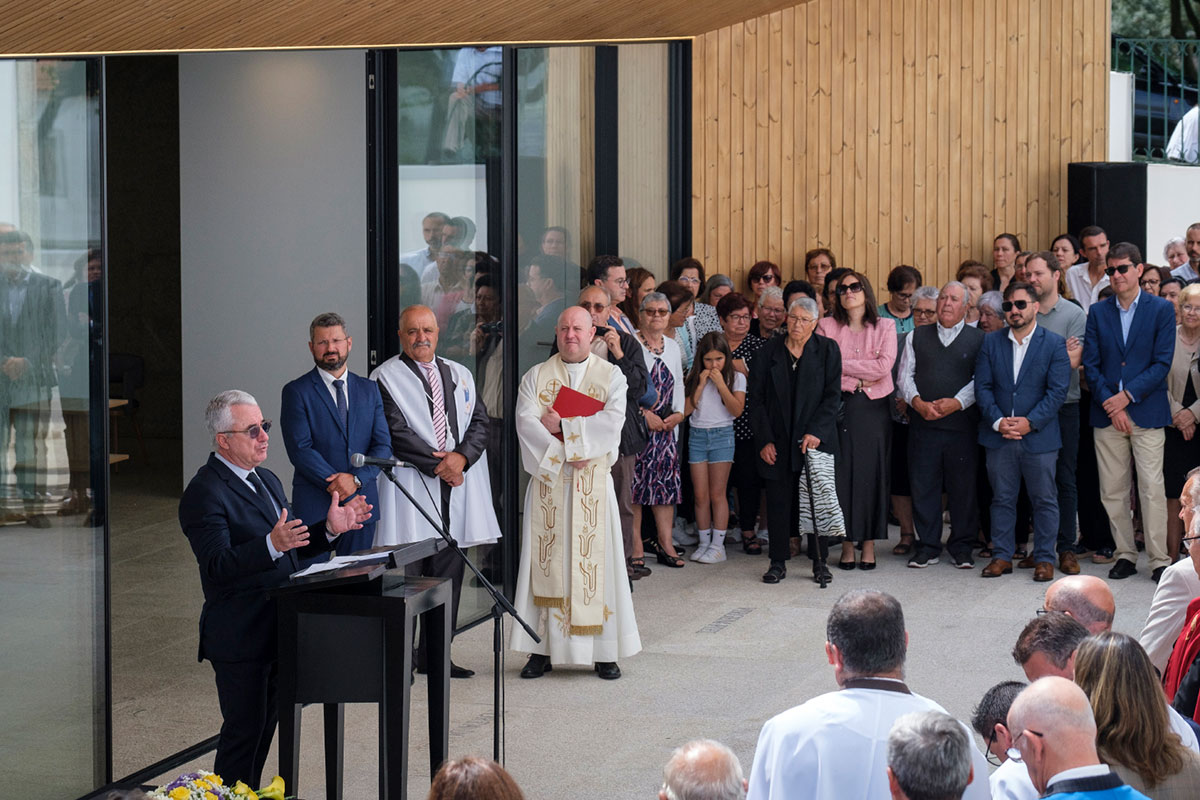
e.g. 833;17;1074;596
566;432;581;443
548;455;561;466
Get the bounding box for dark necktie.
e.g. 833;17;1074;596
333;378;348;428
246;469;276;515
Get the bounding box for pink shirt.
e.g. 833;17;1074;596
816;317;897;399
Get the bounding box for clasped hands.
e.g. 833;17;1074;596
268;491;373;553
997;416;1032;440
910;396;962;421
1101;390;1133;434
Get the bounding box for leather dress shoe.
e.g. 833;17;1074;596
415;661;475;679
520;654;552;678
981;559;1013;577
1058;551;1080;575
1017;554;1035;569
1152;566;1167;583
1108;558;1138;580
595;661;621;680
1033;562;1054;582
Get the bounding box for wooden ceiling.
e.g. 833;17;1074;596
0;0;803;56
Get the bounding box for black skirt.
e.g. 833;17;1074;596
1164;425;1200;500
835;391;892;542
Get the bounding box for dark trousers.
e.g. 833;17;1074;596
733;439;763;534
1076;389;1115;551
1055;403;1081;553
406;539;465;669
909;426;978;560
611;453;636;556
985;442;1059;564
211;658;278;788
763;471;801;562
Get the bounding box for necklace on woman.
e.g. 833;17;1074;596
638;330;664;355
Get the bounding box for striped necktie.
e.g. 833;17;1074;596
419;360;448;449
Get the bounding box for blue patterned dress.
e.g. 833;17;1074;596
632;357;682;505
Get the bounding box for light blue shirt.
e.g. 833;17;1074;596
1117;289;1143;345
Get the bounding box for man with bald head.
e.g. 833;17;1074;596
370;304;501;678
1007;677;1151;798
659;739;746;800
1044;576;1116;634
511;306;641;679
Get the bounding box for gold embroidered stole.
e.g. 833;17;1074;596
531;355;611;635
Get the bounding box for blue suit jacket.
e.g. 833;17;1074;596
280;368;391;549
975;325;1071;453
1082;291;1176;429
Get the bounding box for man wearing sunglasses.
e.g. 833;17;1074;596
975;282;1071;581
179;390;372;787
1082;242;1177;583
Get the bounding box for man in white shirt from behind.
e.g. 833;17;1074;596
746;590;990;800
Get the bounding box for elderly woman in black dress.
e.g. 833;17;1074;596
748;295;844;584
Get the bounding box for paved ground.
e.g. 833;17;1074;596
149;528;1162;799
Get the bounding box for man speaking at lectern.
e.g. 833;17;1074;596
511;306;642;680
180;390;370;787
370;305;500;679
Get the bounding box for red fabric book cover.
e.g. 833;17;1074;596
550;385;604;440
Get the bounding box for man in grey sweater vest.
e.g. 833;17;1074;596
897;282;985;569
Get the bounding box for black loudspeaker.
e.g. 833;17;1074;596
1067;162;1148;257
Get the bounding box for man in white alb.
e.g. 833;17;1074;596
511;306;641;680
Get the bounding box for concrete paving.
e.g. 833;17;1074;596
150;532;1162;799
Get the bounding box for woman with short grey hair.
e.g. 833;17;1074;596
977;290;1005;333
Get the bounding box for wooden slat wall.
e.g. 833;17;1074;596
691;0;1110;294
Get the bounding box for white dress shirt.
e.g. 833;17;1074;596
990;757;1038;800
316;363;350;407
991;323;1037;431
1065;263;1109;312
216;453;285;560
897;317;976;410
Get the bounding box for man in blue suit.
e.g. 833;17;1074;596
975;281;1071;581
1082;243;1177;583
281;313;392;556
180;390;370;786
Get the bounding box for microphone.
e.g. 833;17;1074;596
350;453;415;470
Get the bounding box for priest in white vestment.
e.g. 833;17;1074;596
746;590;990;800
511;306;641;679
370;305;500;678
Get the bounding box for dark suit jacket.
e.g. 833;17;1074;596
747;333;842;480
179;454;337;663
280;367;391;529
376;355;490;481
1082;291;1176;429
975;325;1071;453
0;270;67;392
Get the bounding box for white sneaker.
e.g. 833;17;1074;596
697;542;727;563
673;519;699;546
689;529;713;561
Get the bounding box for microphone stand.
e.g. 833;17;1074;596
378;465;539;763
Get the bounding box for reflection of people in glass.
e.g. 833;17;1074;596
444;46;502;161
60;248;101;516
0;229;66;525
401;211;449;281
521;255;570;370
422;246;472;330
540;226;569;259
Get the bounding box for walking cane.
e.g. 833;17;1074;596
803;450;831;588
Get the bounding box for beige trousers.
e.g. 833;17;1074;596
1094;422;1169;571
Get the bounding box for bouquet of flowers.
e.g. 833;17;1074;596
146;771;285;800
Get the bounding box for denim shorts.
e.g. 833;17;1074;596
688;424;735;464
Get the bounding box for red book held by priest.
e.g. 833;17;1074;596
551;385;605;439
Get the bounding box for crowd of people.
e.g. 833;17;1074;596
505;222;1200;591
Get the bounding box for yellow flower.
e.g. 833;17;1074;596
232;781;258;800
209;775;224;786
195;779;211;789
206;792;218;800
168;789;189;800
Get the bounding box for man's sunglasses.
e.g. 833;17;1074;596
221;421;272;438
1002;300;1030;312
1104;263;1134;277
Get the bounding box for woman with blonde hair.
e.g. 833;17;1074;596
1074;632;1200;798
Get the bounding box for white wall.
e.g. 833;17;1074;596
1109;71;1133;163
1146;163;1200;263
179;50;368;486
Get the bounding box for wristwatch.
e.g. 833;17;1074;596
352;475;362;489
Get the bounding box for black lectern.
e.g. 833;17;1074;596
273;540;450;800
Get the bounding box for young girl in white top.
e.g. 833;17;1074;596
684;331;746;562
